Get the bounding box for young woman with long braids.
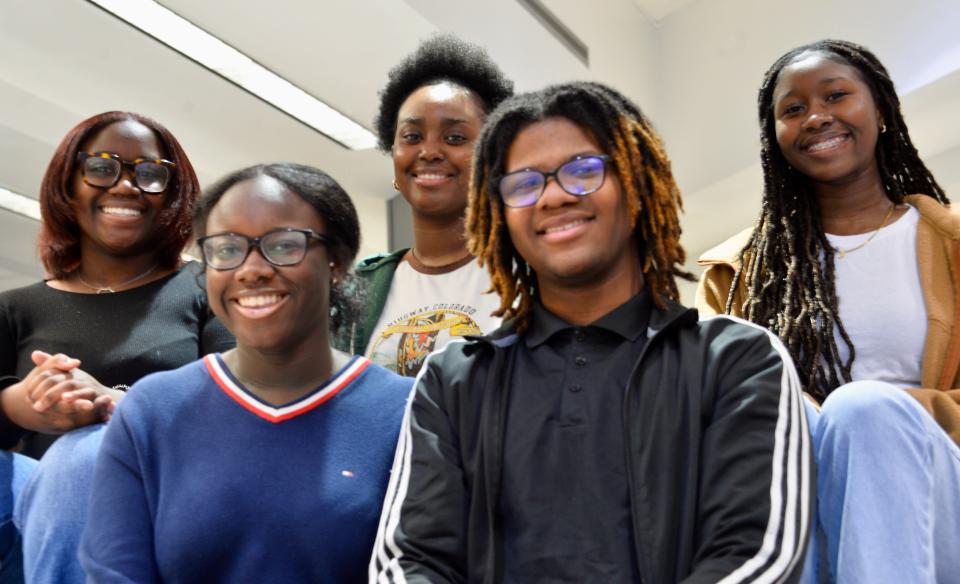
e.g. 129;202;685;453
336;35;513;376
697;40;959;581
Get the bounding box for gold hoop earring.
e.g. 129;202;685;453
879;121;888;134
392;179;400;191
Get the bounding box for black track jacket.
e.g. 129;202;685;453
370;300;812;583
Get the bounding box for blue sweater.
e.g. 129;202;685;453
80;355;412;583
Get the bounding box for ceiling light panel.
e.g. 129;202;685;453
87;0;377;150
0;187;41;222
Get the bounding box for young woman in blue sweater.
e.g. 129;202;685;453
80;163;413;583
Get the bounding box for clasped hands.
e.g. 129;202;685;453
3;351;120;434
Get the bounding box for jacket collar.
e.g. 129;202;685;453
466;295;698;351
355;248;408;273
909;195;960;240
697;227;752;268
524;289;653;348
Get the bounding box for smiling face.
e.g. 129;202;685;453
204;175;332;356
71;120;168;257
772;51;883;187
392;81;485;220
503;117;640;292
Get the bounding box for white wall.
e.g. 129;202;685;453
2;0;958;297
649;0;960;304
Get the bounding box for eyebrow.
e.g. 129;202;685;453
507;151;602;173
397;116;470;126
776;76;852;102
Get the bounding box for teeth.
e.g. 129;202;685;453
101;206;142;216
807;136;846;152
544;219;588;234
416;174;448;181
237;294;282;308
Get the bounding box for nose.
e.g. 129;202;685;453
802;104;834;130
234;246;275;284
535;176;578;210
418;136;444;161
108;168;141;196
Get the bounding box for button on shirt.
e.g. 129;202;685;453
500;291;652;583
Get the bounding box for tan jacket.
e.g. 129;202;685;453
696;195;960;445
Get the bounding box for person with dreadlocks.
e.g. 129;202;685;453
334;35;512;377
697;39;960;582
370;81;811;583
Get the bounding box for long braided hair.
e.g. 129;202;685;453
732;39;948;401
466;81;690;333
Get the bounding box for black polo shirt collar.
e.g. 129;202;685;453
524;288;652;348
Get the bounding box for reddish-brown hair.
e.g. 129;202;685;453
38;111;200;278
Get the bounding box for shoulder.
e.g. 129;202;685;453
355;249;408;274
176;260;204;278
697;226;753;268
0;281;55;308
908;194;960;240
119;358;212;413
416;326;519;394
162;261;206;295
692;313;794;374
347;361;414;421
356;360;416;396
651;301;788;366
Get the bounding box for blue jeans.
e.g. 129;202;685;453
14;425;106;584
802;381;960;583
0;452;37;584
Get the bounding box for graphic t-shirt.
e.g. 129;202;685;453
365;259;501;376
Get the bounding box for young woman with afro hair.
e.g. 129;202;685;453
336;35;513;377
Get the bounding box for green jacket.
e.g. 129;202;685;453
334;249;408;355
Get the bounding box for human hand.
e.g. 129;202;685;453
16;351;115;432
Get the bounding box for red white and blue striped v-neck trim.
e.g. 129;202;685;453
203;354;371;423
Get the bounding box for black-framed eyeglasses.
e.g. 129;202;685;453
76;151;176;194
198;228;330;271
498;154;612;208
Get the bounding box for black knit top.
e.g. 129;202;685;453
0;262;234;457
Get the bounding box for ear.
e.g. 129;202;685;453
328;260;344;285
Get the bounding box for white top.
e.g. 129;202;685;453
365;259;502;376
825;205;925;388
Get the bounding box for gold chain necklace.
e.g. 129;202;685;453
833;204;896;259
76;264;158;294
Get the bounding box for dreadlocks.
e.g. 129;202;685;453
466;81;691;332
732;39;948;401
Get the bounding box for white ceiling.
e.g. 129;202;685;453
0;0;647;289
1;0;959;303
627;0;697;22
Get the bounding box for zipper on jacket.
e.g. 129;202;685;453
620;308;695;583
